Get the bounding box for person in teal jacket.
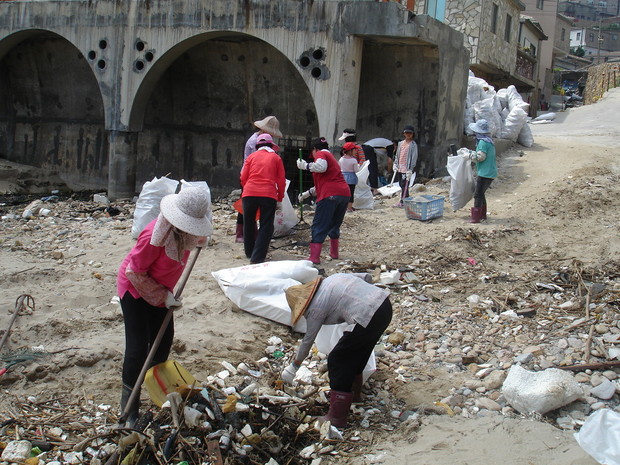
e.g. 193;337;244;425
466;119;497;223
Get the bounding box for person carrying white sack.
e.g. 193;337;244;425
463;119;497;223
281;273;392;428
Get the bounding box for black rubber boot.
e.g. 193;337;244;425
120;383;140;428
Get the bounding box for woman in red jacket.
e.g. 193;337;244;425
297;137;351;264
240;133;286;263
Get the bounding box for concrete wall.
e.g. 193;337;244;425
0;0;469;198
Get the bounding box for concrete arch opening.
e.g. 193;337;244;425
130;32;319;196
0;30;106;191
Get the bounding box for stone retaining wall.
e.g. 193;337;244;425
584;63;620;104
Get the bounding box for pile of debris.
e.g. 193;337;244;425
1;336;409;465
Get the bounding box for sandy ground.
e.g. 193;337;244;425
1;88;619;464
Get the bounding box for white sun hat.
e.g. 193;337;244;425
468;119;490;134
159;186;213;237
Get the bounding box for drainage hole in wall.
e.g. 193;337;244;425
312;49;324;60
88;50;96;60
311;67;322;78
134;60;145;71
299;55;310;67
136;41;145;52
97;59;106;70
238;55;245;62
221;54;229;61
145;51;154;62
99;40;107;50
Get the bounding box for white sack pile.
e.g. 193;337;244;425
463;71;534;147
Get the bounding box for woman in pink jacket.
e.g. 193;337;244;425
116;187;212;426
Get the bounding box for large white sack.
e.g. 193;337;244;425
353;160;374;210
315;323;377;383
472;97;502;137
532;112;556;122
505;85;530;112
574;409;620;465
467;76;489;105
131;176;179;239
517;122;534;147
501;106;528;141
496;88;508;110
446;151;475;211
211;260;319;333
501;365;584;415
273;179;298;237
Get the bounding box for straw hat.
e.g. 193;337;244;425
160;186;213;237
285;277;323;324
254;116;283;138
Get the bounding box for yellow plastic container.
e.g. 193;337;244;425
144;360;198;407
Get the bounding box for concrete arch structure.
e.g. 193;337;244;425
0;29;108;190
0;0;470;199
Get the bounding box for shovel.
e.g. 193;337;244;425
118;246;203;426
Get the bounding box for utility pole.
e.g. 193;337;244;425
596;18;602;64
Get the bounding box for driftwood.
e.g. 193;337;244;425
559;360;620;371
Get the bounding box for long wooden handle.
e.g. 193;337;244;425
119;247;202;424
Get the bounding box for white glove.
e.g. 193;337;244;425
405;170;413;180
165;292;183;310
281;363;299;384
276;202;283;211
463;150;475;160
297;159;308;170
298;191;311;203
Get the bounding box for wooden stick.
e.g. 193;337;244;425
584;324;595;363
559;360;620;371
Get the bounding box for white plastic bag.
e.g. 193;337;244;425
517;122;534;147
211;260;319;333
274;180;298;237
446;151;475;212
353;161;374;210
314;323;377;383
377;171;401;197
574;408;620;465
131;176;179;239
501;106;528;141
472;97;502;138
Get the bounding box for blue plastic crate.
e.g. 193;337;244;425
403;195;445;221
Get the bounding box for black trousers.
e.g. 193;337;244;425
362;145;379;189
121;291;174;389
327;298;393;391
242;196;276;263
474;176;493;208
